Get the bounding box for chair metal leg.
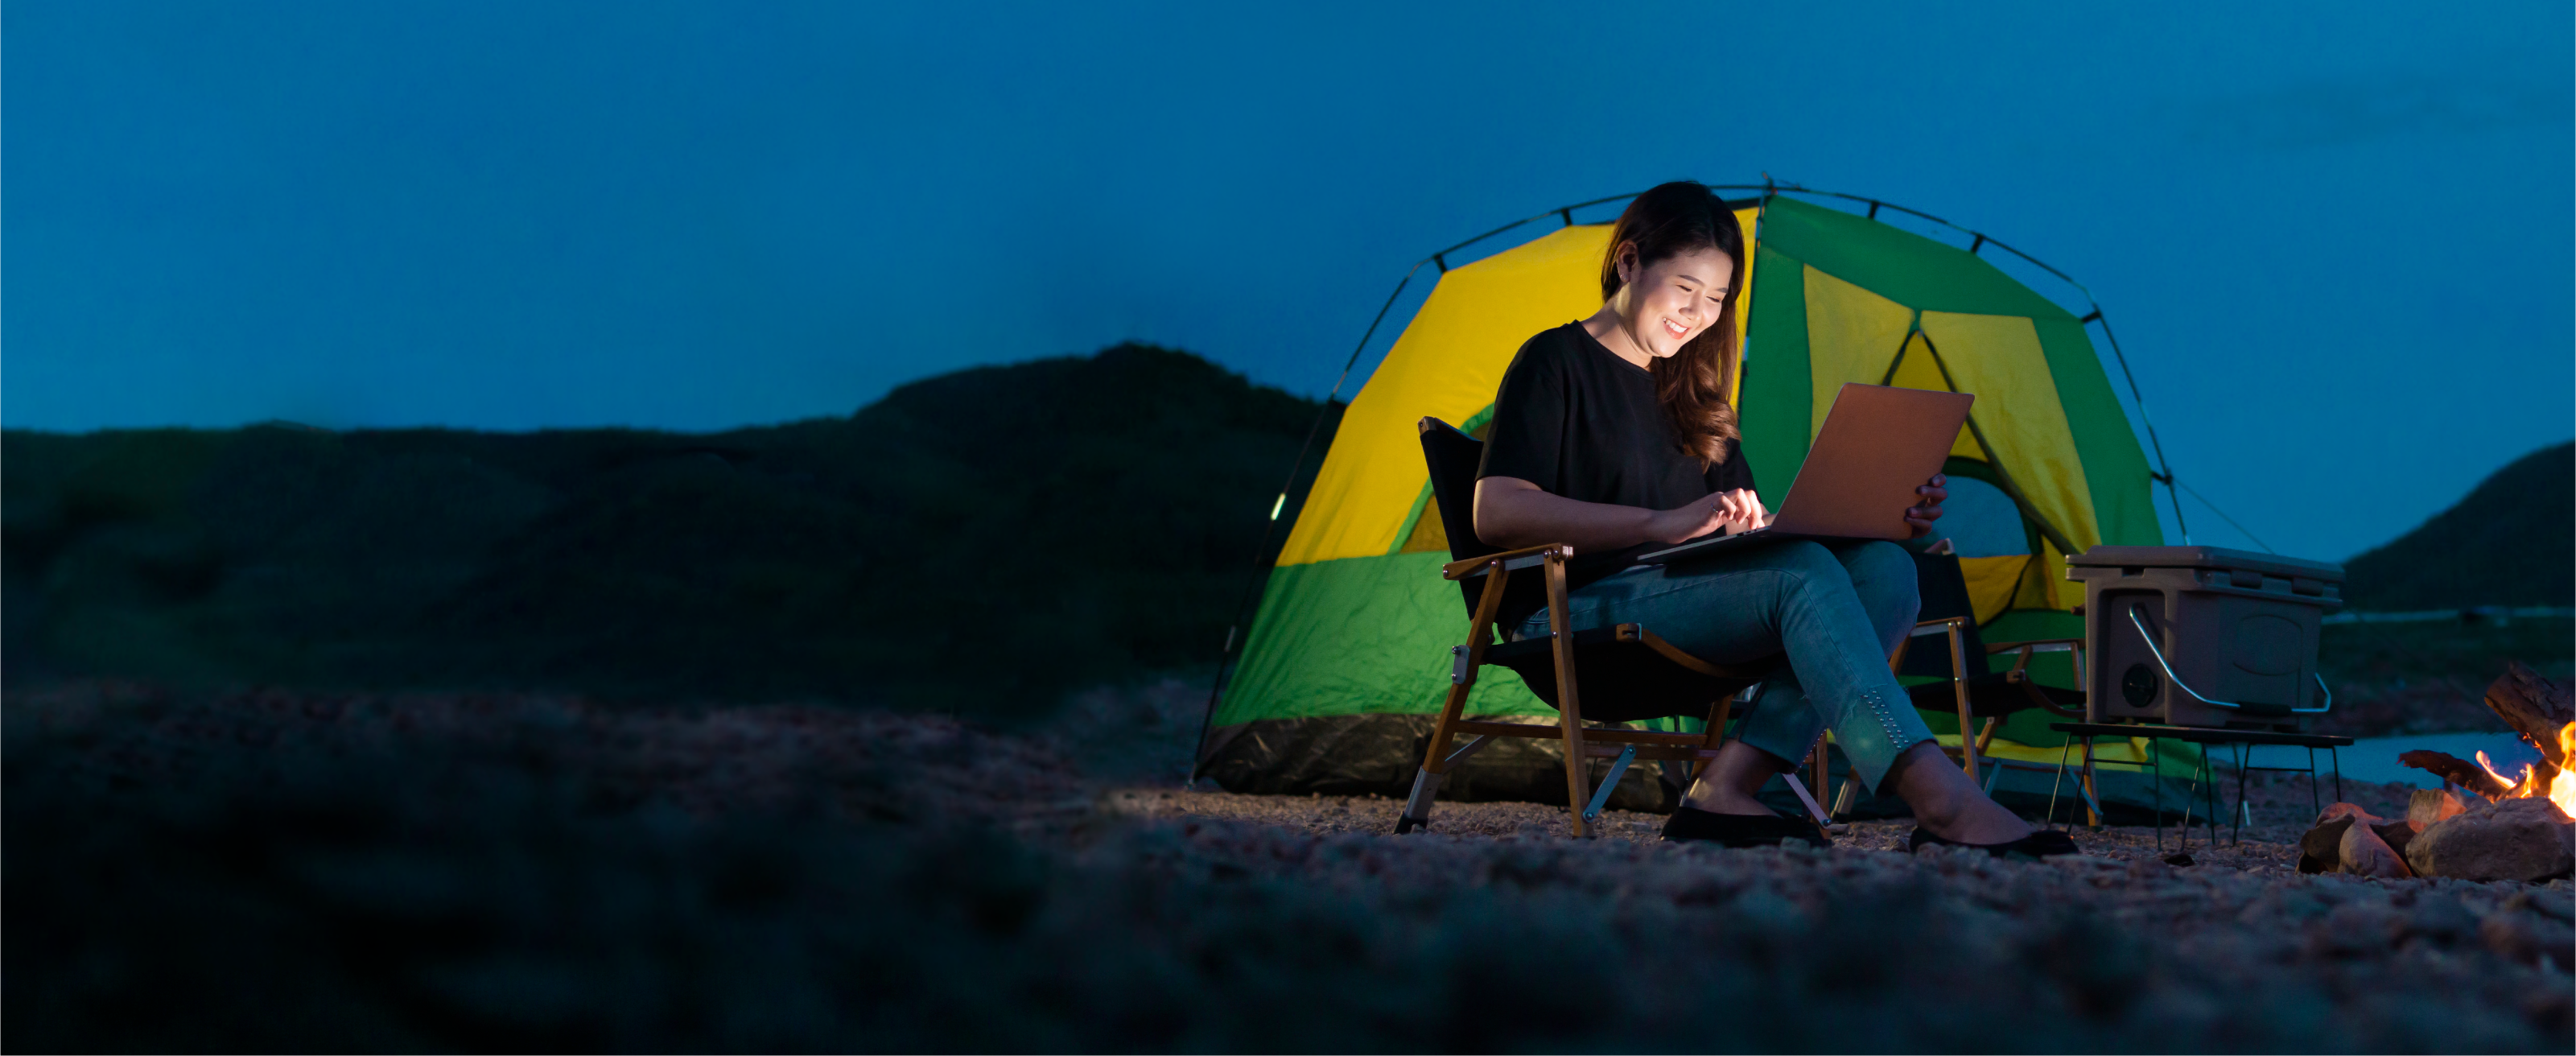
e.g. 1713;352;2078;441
1399;566;1511;835
1781;759;1831;823
1395;769;1440;835
1400;680;1476;835
1583;745;1638;823
1397;735;1495;834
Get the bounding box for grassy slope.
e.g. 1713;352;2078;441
2303;441;2575;734
2340;441;2573;611
2;344;1341;721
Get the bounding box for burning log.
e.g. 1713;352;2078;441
2398;750;2513;799
2486;662;2573;769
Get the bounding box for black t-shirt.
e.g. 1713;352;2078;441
1475;322;1755;628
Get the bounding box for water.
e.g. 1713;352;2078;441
2222;731;2547;790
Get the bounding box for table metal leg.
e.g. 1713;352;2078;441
2046;738;2072;831
2178;749;2200;855
2081;740;2100;827
2318;741;2339;819
2177;743;2222;855
2199;749;2219;849
2047;724;2353;855
2231;741;2249;845
2150;738;2165;854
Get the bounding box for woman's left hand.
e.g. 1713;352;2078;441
1904;474;1947;538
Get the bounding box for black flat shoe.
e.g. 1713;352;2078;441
1662;806;1830;848
1907;827;2079;859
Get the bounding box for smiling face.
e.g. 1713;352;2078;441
1610;244;1737;360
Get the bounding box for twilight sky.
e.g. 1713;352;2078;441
6;1;2570;561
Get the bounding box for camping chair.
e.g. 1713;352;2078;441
1395;418;1787;839
1882;551;2095;818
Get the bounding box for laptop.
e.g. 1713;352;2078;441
1636;383;1975;565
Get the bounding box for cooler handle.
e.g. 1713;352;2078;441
2126;606;2332;715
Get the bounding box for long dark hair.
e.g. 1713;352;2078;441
1600;181;1747;467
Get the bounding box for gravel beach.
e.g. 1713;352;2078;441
1106;785;2364;872
9;680;2570;1052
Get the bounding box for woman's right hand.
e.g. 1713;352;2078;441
1648;489;1767;543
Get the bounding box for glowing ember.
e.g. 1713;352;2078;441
2474;721;2576;819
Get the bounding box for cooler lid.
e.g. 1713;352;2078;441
2067;545;2343;581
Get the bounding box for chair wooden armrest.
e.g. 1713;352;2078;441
1988;637;2085;679
1993;637;2087;718
1985;637;2081;654
1442;543;1572;581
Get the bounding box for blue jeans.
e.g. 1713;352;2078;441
1512;539;1933;794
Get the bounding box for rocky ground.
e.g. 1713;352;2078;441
1108;787;2335;871
8;679;2571;1052
1117;765;2422;864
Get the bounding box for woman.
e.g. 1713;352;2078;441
1472;180;2073;856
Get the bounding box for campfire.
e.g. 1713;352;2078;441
2470;720;2576;819
2302;662;2576;882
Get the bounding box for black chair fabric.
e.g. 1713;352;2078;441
1899;550;2084;719
1484;629;1756;723
1418;417;1766;722
1419;418;1498;612
1898;552;1990;680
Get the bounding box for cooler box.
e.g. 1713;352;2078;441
2067;546;2345;729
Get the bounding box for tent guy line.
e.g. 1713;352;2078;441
2174;476;2277;554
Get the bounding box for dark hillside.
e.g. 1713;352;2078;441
1;344;1340;720
2339;441;2573;610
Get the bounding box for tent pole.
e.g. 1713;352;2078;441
2088;311;2189;544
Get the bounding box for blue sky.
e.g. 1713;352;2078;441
6;1;2570;561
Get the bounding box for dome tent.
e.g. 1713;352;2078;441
1197;186;2196;815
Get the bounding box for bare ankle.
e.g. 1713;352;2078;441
1886;742;2031;841
1681;778;1780;816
